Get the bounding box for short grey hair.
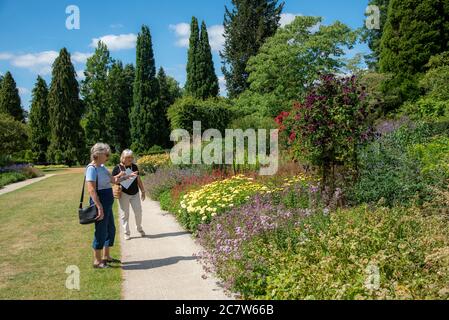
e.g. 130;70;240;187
120;149;134;163
90;143;111;161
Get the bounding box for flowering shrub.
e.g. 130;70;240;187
196;193;309;291
178;175;269;232
144;167;206;201
232;206;449;300
137;153;171;174
276;74;372;186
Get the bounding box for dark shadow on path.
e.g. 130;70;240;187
128;231;191;240
122;256;198;270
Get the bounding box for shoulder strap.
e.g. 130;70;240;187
79;165;98;209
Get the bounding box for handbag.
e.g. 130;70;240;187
78;165;98;225
113;164;125;199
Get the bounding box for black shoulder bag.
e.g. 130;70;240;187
79;165;99;225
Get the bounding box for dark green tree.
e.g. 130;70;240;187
185;17;201;97
0;71;25;122
221;0;284;98
106;61;134;152
130;25;161;152
363;0;390;70
29;76;50;163
47;48;85;165
379;0;449;106
157;67;182;147
81;41;112;147
198;21;219;99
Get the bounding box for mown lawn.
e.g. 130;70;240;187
0;172;122;299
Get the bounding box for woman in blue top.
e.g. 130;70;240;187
86;143;138;269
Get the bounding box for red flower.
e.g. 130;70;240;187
289;132;296;142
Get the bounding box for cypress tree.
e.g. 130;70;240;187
106;61;134;152
379;0;449;104
81;41;112;147
29;76;50;163
130;25;161;152
47;48;85;165
198;21;219;99
221;0;284;98
0;71;25;122
185;17;201;97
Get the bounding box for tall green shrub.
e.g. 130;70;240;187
47;48;85;165
29;76;50;163
130;25;162;152
0;71;24;122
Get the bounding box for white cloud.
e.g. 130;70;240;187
280;13;301;27
72;52;93;63
3;51;59;75
280;13;321;33
0;50;92;75
169;23;190;47
90;33;137;51
218;75;227;96
11;51;58;69
169;23;225;52
0;53;13;60
110;23;124;29
18;87;30;95
76;69;85;81
208;25;225;52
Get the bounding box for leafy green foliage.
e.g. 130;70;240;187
157;67;180;148
402;97;449;120
349;121;449;206
235;206;449;299
379;0;449;105
47;48;86;165
29;76;50;163
245;16;358;116
167;96;234;134
221;0;284;98
0;114;29;155
81;41;113;148
106;61;134;152
0;71;25;122
362;0;390;70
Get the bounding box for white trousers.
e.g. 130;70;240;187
118;192;143;235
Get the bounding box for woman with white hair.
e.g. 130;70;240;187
86;143;137;269
112;149;146;241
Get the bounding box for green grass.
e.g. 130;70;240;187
0;173;122;299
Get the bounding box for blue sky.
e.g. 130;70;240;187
0;0;370;110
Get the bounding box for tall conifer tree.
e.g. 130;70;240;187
198;21;219;99
0;71;25;122
185;17;201;97
47;48;85;165
221;0;284;98
130;25;161;151
29;76;50;163
379;0;449;104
